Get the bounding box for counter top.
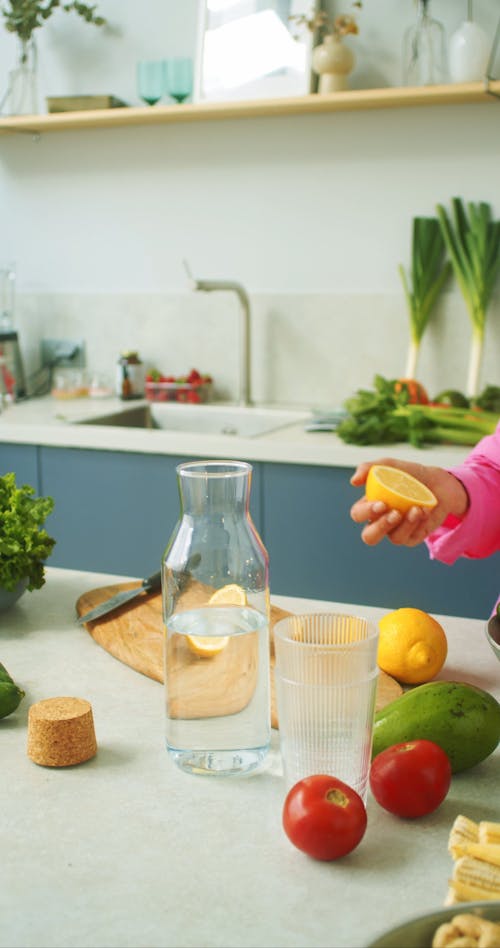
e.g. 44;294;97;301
1;566;498;948
0;395;471;469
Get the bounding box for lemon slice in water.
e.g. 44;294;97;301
186;584;247;657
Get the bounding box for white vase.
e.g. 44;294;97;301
312;35;355;93
449;20;489;83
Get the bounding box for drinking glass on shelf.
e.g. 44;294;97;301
164;58;193;103
137;60;166;106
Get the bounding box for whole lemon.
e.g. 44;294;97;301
377;607;447;684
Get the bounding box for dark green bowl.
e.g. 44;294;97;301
367;901;500;948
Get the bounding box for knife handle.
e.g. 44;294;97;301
142;571;162;592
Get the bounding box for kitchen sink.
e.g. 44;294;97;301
78;402;311;438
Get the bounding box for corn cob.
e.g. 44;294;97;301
452;856;500;898
480;822;500;846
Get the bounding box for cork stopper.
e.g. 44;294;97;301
27;697;97;767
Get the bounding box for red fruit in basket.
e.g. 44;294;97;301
188;369;202;383
186;390;201;403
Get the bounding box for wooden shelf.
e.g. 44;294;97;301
0;81;499;136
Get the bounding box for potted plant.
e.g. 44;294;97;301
1;1;107;115
0;471;56;612
291;3;362;93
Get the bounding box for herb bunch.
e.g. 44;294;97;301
337;374;500;448
0;472;55;591
2;0;106;44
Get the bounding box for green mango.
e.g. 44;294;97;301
0;662;15;684
372;681;500;773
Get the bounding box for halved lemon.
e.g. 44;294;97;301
208;584;247;606
185;584;247;657
365;464;438;515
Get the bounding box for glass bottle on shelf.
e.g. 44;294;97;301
402;0;447;87
162;460;271;777
449;0;489;83
0;39;38;116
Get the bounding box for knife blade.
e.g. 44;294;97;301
77;570;162;625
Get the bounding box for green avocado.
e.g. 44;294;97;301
372;681;500;773
0;664;25;719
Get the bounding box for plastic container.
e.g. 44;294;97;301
145;378;213;403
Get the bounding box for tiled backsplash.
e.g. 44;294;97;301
16;290;500;409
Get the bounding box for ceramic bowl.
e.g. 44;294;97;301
486;615;500;662
367;901;500;948
0;578;28;613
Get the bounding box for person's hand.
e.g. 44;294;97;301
350;457;469;547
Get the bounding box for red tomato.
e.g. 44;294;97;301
369;740;451;819
282;775;367;861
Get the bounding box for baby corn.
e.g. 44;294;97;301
450;843;500;868
480;822;500;846
452;856;500;897
446;816;500;905
449;815;479;851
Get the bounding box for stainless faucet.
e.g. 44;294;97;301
183;260;252;406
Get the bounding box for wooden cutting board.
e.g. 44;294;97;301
76;580;403;728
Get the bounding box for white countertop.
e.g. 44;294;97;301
1;567;499;948
0;395;471;469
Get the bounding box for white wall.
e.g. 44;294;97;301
1;1;499;407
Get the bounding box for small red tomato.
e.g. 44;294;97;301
282;775;367;861
369;740;451;819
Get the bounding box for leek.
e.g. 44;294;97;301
436;198;500;399
399;217;451;379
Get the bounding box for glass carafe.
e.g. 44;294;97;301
162;460;271;776
402;0;447;86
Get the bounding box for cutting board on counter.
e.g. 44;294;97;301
76;580;403;728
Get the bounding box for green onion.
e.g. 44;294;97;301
436;198;500;399
399;217;451;379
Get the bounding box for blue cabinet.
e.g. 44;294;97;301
261;462;500;620
38;447;263;577
1;441;496;618
0;443;39;488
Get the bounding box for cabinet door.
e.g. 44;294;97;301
39;447;263;578
0;443;39;489
40;447;188;576
262;462;500;620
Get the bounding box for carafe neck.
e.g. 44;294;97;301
178;460;251;517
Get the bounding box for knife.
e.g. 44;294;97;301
77;570;162;625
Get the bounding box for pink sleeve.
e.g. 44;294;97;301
426;422;500;565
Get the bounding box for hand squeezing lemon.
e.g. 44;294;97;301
186;584;247;658
365;464;437;514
